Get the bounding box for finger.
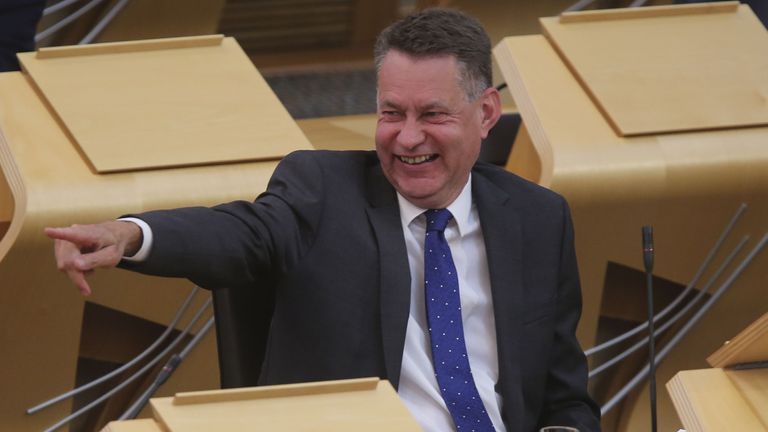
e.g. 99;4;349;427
44;226;102;247
53;238;84;272
75;245;123;271
53;239;94;295
65;268;92;296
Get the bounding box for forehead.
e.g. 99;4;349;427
377;50;464;105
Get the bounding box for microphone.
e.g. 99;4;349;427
643;226;654;272
642;226;658;432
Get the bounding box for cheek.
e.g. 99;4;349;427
375;125;395;151
429;127;473;158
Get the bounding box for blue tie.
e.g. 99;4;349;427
424;209;495;432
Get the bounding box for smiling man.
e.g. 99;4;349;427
47;8;600;432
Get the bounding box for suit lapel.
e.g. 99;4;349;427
473;171;525;430
365;163;411;389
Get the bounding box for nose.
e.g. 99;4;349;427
397;117;425;150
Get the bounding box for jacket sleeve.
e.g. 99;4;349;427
119;151;325;290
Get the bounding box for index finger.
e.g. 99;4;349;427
44;226;100;246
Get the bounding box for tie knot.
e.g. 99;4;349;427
425;209;453;232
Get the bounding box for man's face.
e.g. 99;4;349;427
375;50;500;209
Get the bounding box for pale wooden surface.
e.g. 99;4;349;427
296;113;377;151
559;1;738;23
708;312;768;368
149;379;421;432
101;418;162;432
541;2;768;136
667;368;768;432
727;368;768;428
18;36;311;173
36;34;224;59
494;8;768;432
172;376;377;405
0;34;311;429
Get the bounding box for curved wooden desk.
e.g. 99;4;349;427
0;36;311;431
668;314;768;431
494;4;768;431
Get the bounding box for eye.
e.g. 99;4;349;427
380;110;402;121
423;111;448;122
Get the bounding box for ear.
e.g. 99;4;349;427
478;87;502;140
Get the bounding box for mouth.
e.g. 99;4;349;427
397;154;438;165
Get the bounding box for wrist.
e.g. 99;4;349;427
116;217;153;261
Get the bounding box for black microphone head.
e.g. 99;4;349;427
642;225;654;272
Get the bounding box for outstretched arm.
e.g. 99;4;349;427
44;221;142;295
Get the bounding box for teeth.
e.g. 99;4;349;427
399;155;433;164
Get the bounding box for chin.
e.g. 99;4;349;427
397;181;439;200
401;190;448;209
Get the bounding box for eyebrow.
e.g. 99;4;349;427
378;100;403;111
421;101;451;112
378;100;451;112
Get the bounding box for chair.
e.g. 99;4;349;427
211;285;275;388
479;112;521;166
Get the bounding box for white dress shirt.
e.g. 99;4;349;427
397;176;506;432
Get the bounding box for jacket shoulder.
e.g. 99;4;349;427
473;162;566;207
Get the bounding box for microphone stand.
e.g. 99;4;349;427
120;317;215;420
642;226;658;432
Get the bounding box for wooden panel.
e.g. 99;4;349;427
708;313;768;367
494;31;768;432
102;418;162;432
297;113;376;151
172;377;379;405
219;0;356;52
150;379;421;431
18;36;311;173
219;0;398;70
541;3;768;136
0;127;15;225
95;0;226;42
667;368;766;432
0;61;280;429
727;368;768;428
38;0;225;47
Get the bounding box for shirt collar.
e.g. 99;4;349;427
397;174;473;237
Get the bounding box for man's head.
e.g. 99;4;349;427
374;9;501;209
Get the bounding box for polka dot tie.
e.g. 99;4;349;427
424;209;495;432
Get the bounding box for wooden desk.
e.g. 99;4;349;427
668;367;768;432
669;315;768;431
494;4;768;431
102;378;421;432
0;36;310;431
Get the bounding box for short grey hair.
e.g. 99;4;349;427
373;8;492;101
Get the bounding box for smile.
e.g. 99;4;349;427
398;154;438;165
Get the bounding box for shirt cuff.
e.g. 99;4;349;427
117;217;153;262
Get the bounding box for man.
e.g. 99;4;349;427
0;0;45;72
47;8;600;432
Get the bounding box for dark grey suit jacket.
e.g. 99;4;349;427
127;150;600;431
